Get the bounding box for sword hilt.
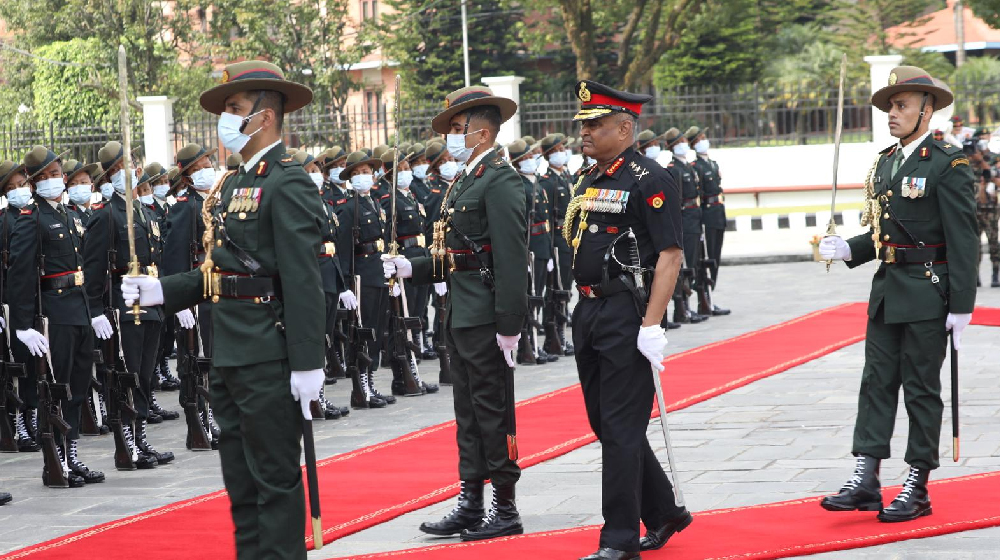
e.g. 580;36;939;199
824;217;837;273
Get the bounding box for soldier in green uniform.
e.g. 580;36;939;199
124;60;325;559
383;85;528;541
685;126;730;316
820;66;978;523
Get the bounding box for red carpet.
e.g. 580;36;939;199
5;302;996;559
331;471;1000;560
972;306;1000;326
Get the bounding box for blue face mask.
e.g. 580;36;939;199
644;146;662;159
5;186;32;208
139;194;154;206
68;184;93;206
548;150;569;167
412;164;430;180
35;177;66;200
397;170;413;189
351;174;374;193
217;110;264;153
518;158;538;175
153;185;170;200
438;161;460;180
100;182;114;199
328;167;345;185
446;129;483;163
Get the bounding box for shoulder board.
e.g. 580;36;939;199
606;156;625;176
278;156;299;167
92;203;104;209
475;164;485;178
380;194;390;200
19;208;32;215
933;139;963;155
430;188;441;194
335;198;349;205
324;199;336;206
255;160;271;176
880;143;897;155
175;196;188;202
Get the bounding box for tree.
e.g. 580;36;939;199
830;0;939;60
31;38;120;124
966;0;1000;28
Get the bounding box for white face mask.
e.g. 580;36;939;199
190;167;216;191
694;139;710;154
438;161;459;180
111;169;138;195
446;129;484;163
308;172;324;191
153;185;170;200
35;177;66;200
217;110;264;153
139;194;154;206
412;164;430;180
518;158;538;175
672;143;690;158
100;182;114;199
351;174;374;193
978;139;989;152
68;184;93;206
396;170;413;189
547;150;569;167
644;146;662;159
328;167;345;185
6;186;32;208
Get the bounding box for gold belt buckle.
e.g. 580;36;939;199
376;239;385;252
885;246;896;264
147;264;159;278
417;236;426;248
211;272;222;297
73;271;84;286
324;241;336;255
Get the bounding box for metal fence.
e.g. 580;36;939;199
0;120;144;165
521;82;875;148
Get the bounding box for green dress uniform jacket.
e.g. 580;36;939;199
846;137;978;322
162;190;208;277
333;191;387;288
410;149;528;336
159;143;326;372
692;155;726;230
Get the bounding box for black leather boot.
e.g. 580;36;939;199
579;549;639;560
370;370;396;404
640;510;693;551
820;455;882;512
53;442;86;488
711;305;731;316
158;357;180;391
412;367;439;395
992;264;999;288
15;411;40;452
460;483;523;541
351;371;387;409
878;465;931;522
67;439;106;483
419;480;485;536
0;492;10;505
420;332;438;360
149;393;179;421
136;421;174;465
122;424;159;469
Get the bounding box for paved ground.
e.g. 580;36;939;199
1;258;999;559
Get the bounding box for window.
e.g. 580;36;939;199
366;90;382;125
361;0;378;21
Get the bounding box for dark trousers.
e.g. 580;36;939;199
403;280;429;335
158;312;175;364
704;227;724;283
360;285;389;372
13;337;38;409
557;248;573;291
48;324;94;440
446;322;520;486
683;230;700;278
212;359;305;560
573;292;684;552
121;320;162;420
853;305;948;470
175;304;212;408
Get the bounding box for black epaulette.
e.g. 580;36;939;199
933;139;963;156
879;143;897;155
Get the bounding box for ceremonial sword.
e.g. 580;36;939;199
117;45;145;324
951;332;959;462
825;53;848;273
302;416;323;549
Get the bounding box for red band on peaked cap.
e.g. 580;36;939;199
583;93;643;116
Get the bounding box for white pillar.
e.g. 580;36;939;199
864;55;903;149
481;76;525;146
137;96;175;167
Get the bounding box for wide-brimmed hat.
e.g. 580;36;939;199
506;139;531;162
176;143;218;176
0;160;26;191
23;146;70;181
200;60;313;115
425;141;448;168
540;133;566;155
380;149;407;172
144;162;169;184
573;80;652;121
94;141;143;184
406;143;427;162
637;129;662;148
662;127;683;147
339;151;382;181
226;154;243;171
321;146;347;170
63;159;100;183
431;85;518;134
683;126;708;143
292;150;317;168
871;66;953;113
167;166;184;194
372;145;390;160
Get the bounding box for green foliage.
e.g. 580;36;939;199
952;55;1000;82
966;0;1000;28
31;38;119;125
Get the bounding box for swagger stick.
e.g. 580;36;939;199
118;45;144;324
825;53;848;273
301;416;323;549
951;332;959;462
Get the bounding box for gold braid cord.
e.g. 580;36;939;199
563;173;590;261
430;176;461;279
859;154;882;256
200;168;239;298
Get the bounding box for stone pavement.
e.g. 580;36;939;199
1;259;999;559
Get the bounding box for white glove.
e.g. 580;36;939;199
339;290;358;310
390;282;402;297
434;282;448;296
496;333;520;368
380;254;413;279
176;308;196;329
818;235;851;261
547;259;554;272
91;315;113;340
16;329;49;357
0;316;5;333
290;369;325;420
946;313;973;350
122;275;164;306
637;325;667;372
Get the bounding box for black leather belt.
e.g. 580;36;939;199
577;277;631;299
213;273;280;300
398;235;425;249
530;222;549;236
703;195;723;206
879;244;947;264
447;250;493;272
355;240;385;256
682;197;700;210
40;271;84;292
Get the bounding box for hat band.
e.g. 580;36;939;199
898;75;933;86
179;149;208;169
583;93;643;116
228;68;284;82
451;90;493;106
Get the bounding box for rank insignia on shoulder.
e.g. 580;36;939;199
646;190;666;211
430;188;441;194
335;198;348;205
606;157;625;176
952;157;970;167
256;161;268;176
919;147;929;159
19;208;32;215
629;161;649;181
92;203;105;209
475;164;485;178
380;194;390;200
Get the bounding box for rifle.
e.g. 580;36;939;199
695;226;716;315
35;314;71;487
0;303;26;452
103;309;143;470
345;275;376;408
542;177;572;356
519;252;542;365
78;374;103;437
384;274;423;396
179;307;212;451
671;255;696;323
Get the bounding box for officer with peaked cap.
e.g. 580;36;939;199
9;147;104;487
566;81;692;559
819;66;978;523
383;84;528;542
123;59;325;559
